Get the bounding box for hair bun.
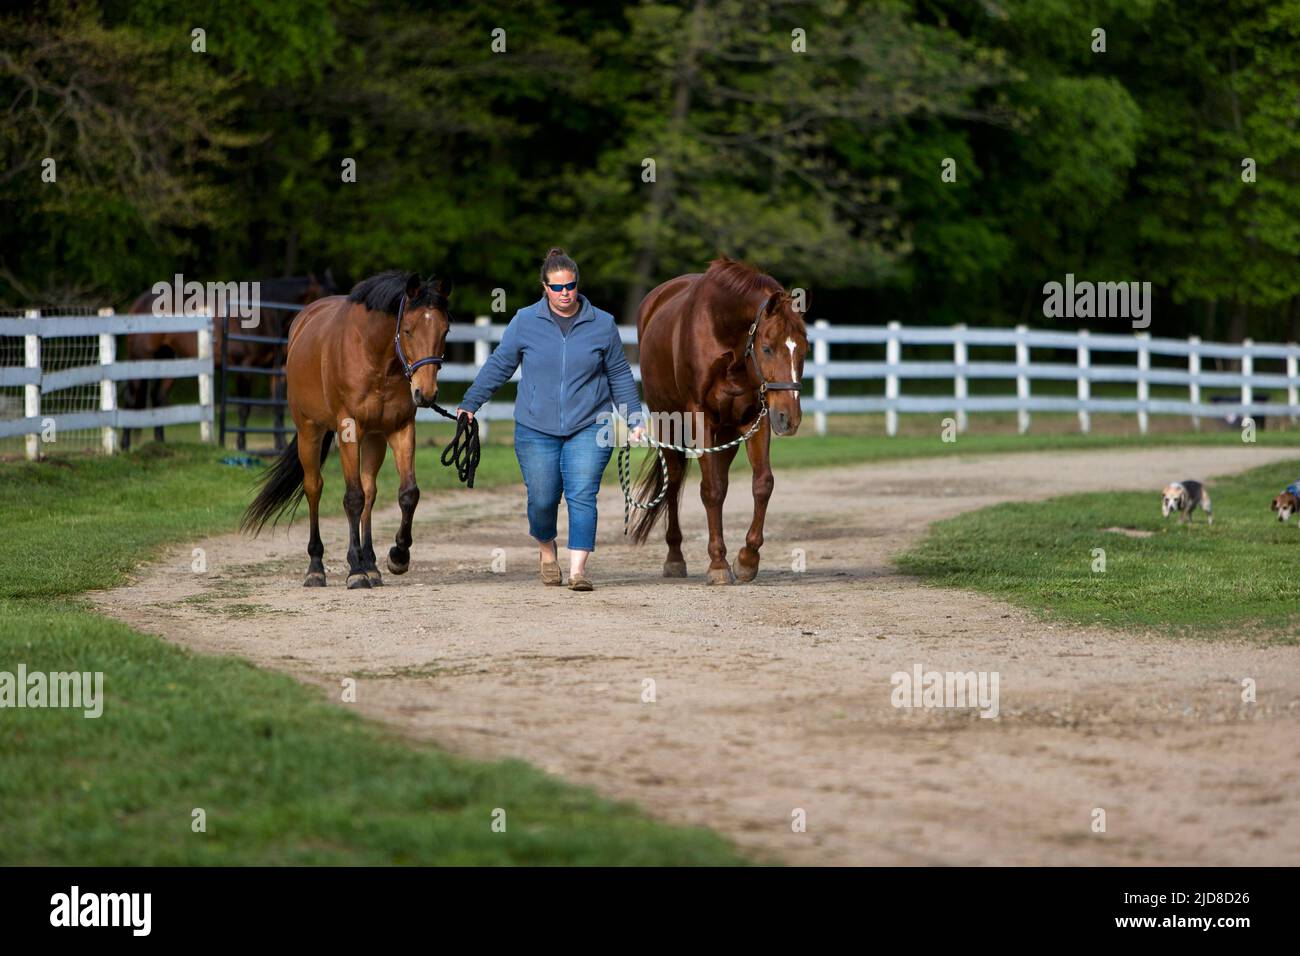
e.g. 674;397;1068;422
546;246;565;257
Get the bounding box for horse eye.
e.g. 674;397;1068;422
762;346;773;355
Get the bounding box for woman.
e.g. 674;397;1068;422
457;248;647;591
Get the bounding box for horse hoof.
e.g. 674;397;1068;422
366;569;383;587
733;559;758;583
663;560;688;578
346;573;372;590
303;571;326;588
387;548;410;575
706;565;735;586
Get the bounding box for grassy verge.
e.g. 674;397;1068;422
0;600;741;864
895;459;1300;639
0;443;745;864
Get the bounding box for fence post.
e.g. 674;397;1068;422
197;312;214;444
475;315;491;442
953;323;968;433
24;309;40;461
1288;344;1298;424
1241;338;1254;425
1189;335;1201;431
885;320;900;437
1015;324;1030;434
1076;329;1090;434
98;308;117;455
813;318;828;436
1136;331;1150;436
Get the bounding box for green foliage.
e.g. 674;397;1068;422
2;0;1298;339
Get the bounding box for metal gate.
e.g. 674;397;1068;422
218;301;302;450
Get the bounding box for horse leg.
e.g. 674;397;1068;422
386;419;419;575
734;419;773;582
153;377;173;443
299;423;327;587
359;432;386;586
123;379;145;451
700;436;740;585
662;448;688;577
337;420;370;589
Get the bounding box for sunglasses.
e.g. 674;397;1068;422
545;281;577;292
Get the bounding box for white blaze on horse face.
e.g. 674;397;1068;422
786;337;800;398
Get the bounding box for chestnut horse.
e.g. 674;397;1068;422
629;257;808;584
122;274;334;451
241;270;453;589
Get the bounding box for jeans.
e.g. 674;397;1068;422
513;420;613;551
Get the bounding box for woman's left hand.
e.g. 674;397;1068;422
628;425;647;444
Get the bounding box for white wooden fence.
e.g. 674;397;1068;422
0;309;213;459
4;312;1294;458
418;318;1300;438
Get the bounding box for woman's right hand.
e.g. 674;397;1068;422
456;407;474;422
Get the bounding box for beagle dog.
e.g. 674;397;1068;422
1270;482;1300;523
1161;480;1213;525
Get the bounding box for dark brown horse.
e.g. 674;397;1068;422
122;273;333;450
629;257;808;584
241;270;453;589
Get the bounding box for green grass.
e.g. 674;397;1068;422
896;459;1300;638
0;600;742;865
0;442;747;864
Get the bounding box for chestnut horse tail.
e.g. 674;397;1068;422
627;447;690;545
241;431;335;535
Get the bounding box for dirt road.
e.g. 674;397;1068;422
93;444;1300;865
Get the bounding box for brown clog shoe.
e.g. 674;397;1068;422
567;574;593;592
540;558;563;586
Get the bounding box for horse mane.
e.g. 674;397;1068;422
347;270;447;316
702;256;784;300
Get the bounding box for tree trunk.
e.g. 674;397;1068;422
621;0;707;320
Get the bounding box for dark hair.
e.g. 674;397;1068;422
540;247;579;286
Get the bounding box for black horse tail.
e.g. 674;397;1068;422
240;431;334;536
627;447;690;545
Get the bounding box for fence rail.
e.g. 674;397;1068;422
3;311;1296;457
416;317;1300;437
0;309;213;458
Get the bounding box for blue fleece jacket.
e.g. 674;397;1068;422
459;294;645;437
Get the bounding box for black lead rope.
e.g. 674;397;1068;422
430;402;481;488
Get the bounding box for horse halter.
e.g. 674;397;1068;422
393;291;449;380
742;301;801;394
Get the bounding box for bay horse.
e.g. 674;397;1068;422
122;273;334;451
241;270;453;590
629;257;808;584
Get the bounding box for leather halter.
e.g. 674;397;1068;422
742;301;800;393
393;291;449;379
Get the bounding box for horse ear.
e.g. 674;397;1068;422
404;273;422;298
763;291;784;315
432;276;453;298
